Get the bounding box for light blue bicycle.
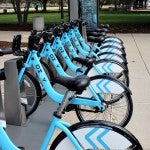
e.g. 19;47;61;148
76;19;126;50
47;26;129;86
70;21;127;64
23;32;134;126
11;34;133;127
0;69;143;150
69;20;127;58
0;92;142;150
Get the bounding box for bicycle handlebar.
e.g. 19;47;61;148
0;49;13;56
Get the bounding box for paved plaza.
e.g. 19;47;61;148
0;31;150;149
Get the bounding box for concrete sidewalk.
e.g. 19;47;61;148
117;33;150;149
0;31;150;149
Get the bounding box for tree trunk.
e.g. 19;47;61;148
60;0;64;19
11;0;22;25
16;0;22;25
114;0;118;10
144;0;147;8
41;0;48;12
68;0;70;19
11;0;17;13
23;2;30;24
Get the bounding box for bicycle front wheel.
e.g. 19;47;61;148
75;75;133;127
20;71;42;117
50;120;142;150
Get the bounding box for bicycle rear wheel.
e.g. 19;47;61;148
50;120;142;150
20;71;42;117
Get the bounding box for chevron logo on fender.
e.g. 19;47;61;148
96;79;111;93
101;63;113;73
107;63;113;72
102;63;108;73
104;80;111;93
96;79;105;93
85;128;110;149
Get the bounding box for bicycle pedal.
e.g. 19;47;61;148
18;146;25;150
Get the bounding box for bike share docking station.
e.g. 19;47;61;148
69;0;99;42
0;59;57;150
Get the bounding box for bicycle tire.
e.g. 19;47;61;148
20;71;42;117
75;75;133;127
109;70;129;86
50;120;142;150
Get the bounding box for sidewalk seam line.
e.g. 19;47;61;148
131;33;150;76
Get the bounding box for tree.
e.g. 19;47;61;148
111;0;136;11
60;0;63;19
144;0;148;8
39;0;48;12
11;0;31;25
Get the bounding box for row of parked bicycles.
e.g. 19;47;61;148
0;19;143;149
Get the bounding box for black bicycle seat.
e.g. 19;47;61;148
73;57;95;68
87;31;106;37
54;75;90;94
100;24;110;28
87;36;105;43
95;28;108;32
87;28;107;33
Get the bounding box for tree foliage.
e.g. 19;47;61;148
100;0;148;10
6;0;68;25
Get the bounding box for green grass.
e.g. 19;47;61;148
99;12;150;25
0;11;150;25
27;13;68;24
0;12;69;24
0;14;18;24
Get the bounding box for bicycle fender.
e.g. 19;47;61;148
97;51;127;63
94;59;128;72
90;75;132;94
85;59;128;77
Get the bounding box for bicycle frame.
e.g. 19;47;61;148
52;34;126;75
39;42;128;108
0;50;124;150
0;87;133;150
73;25;124;48
0;125;20;150
41;116;83;150
0;116;84;150
69;26;125;57
18;50;104;109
